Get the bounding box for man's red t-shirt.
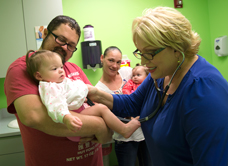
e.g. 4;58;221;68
4;55;103;166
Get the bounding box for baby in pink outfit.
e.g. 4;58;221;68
122;64;149;95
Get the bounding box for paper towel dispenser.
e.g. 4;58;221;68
81;40;102;69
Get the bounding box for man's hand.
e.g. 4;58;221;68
93;127;113;144
79;123;113;144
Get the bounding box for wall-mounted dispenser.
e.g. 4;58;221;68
81;40;102;69
81;24;101;71
83;25;95;41
214;35;228;57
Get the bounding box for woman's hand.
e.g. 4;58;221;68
86;84;114;110
86;84;98;102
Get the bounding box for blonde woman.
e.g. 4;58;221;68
87;7;228;166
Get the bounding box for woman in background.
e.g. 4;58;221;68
95;46;152;166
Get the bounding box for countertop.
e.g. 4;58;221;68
0;108;20;138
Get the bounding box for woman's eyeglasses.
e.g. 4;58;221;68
133;48;165;60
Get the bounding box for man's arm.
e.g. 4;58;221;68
14;94;112;144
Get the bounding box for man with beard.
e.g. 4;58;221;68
4;15;112;166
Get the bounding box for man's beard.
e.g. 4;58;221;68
41;36;68;64
53;47;67;64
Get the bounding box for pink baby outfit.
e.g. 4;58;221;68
122;79;141;95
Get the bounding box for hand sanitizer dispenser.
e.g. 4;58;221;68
214;35;228;56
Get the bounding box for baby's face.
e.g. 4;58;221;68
38;54;65;83
132;67;147;84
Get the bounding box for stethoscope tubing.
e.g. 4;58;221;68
87;51;185;123
86;85;168;123
116;85;169;123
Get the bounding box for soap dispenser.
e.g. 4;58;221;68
214;35;228;57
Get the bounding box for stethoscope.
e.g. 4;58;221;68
87;51;185;123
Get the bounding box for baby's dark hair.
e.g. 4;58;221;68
133;63;149;75
26;50;62;82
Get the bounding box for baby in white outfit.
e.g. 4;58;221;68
26;50;141;142
39;78;87;124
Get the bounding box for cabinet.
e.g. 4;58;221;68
0;108;24;165
0;136;25;165
0;0;63;78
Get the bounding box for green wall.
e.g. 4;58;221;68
62;0;211;86
208;0;228;79
1;1;228;107
0;78;7;108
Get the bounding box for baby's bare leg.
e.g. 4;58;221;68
80;104;141;138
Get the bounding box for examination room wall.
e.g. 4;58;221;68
0;0;227;109
62;0;212;86
208;0;228;79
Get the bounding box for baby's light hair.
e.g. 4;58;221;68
132;63;149;76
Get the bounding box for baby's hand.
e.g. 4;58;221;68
64;114;83;132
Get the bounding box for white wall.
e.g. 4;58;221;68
0;0;63;78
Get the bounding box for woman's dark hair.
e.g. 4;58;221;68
103;46;122;58
41;15;81;50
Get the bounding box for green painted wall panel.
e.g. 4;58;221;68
62;0;211;86
208;0;228;79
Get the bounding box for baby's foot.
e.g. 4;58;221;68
122;119;141;138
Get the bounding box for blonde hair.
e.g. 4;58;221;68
132;7;201;57
26;50;62;82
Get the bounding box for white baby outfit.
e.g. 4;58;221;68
39;77;88;123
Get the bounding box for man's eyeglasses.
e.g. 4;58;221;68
48;29;77;52
133;48;165;60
